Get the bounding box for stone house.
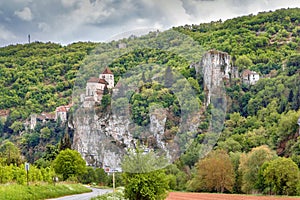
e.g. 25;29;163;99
29;112;55;130
55;104;72;121
83;67;114;107
242;69;260;85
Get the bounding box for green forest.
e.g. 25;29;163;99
0;7;300;197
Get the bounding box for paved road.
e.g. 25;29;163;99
48;187;112;200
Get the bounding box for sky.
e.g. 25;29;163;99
0;0;300;47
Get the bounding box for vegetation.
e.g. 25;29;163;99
238;145;277;193
262;157;299;195
122;148;169;200
0;7;300;198
188;150;235;193
91;188;125;200
52;148;87;181
0;183;91;200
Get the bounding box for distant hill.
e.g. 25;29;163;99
0;8;299;165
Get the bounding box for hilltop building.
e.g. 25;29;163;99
242;69;260;85
29;112;55;130
55;104;72;121
28;104;72;130
82;67;114;108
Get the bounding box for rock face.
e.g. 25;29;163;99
72;107;133;170
72;105;199;169
72;49;233;168
72;105;175;169
200;50;238;106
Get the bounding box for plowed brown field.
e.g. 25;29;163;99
166;192;300;200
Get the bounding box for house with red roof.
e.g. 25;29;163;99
55;104;72;121
99;67;114;89
83;67;114;107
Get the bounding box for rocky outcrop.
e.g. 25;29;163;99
200;50;238;106
72;104;200;169
72;49;232;168
72;107;133;169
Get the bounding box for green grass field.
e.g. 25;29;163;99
0;183;92;200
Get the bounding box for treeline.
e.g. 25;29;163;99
0;140;109;186
0;42;97;121
185;146;300;196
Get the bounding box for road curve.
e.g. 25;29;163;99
47;187;112;200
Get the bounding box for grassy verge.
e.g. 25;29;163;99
0;183;92;200
91;187;126;200
91;192;125;200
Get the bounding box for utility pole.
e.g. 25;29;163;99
28;34;30;44
113;171;115;193
25;162;30;186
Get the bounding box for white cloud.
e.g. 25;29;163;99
1;0;300;46
14;7;33;21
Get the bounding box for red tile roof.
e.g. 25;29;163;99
102;67;113;75
56;106;67;112
87;77;100;83
87;77;108;84
242;69;258;77
98;78;108;84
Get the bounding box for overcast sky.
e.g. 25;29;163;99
0;0;300;47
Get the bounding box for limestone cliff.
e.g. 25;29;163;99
200;50;238;106
72;49;232;169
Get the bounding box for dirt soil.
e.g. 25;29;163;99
166;192;300;200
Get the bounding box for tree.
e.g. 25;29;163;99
239;145;276;193
0;141;22;166
9;121;24;134
164;66;174;88
101;94;111;108
40;127;51;139
59;129;72;151
235;55;253;72
0;118;4;137
194;150;235;193
52;149;86;180
122;148;169;200
286;54;300;76
218;138;242;153
78;166;96;184
263;157;299;195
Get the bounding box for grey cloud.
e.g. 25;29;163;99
0;0;300;46
181;0;300;23
14;7;33;21
0;26;17;41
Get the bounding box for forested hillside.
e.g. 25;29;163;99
0;7;300;195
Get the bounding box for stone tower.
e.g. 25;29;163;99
100;67;114;89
